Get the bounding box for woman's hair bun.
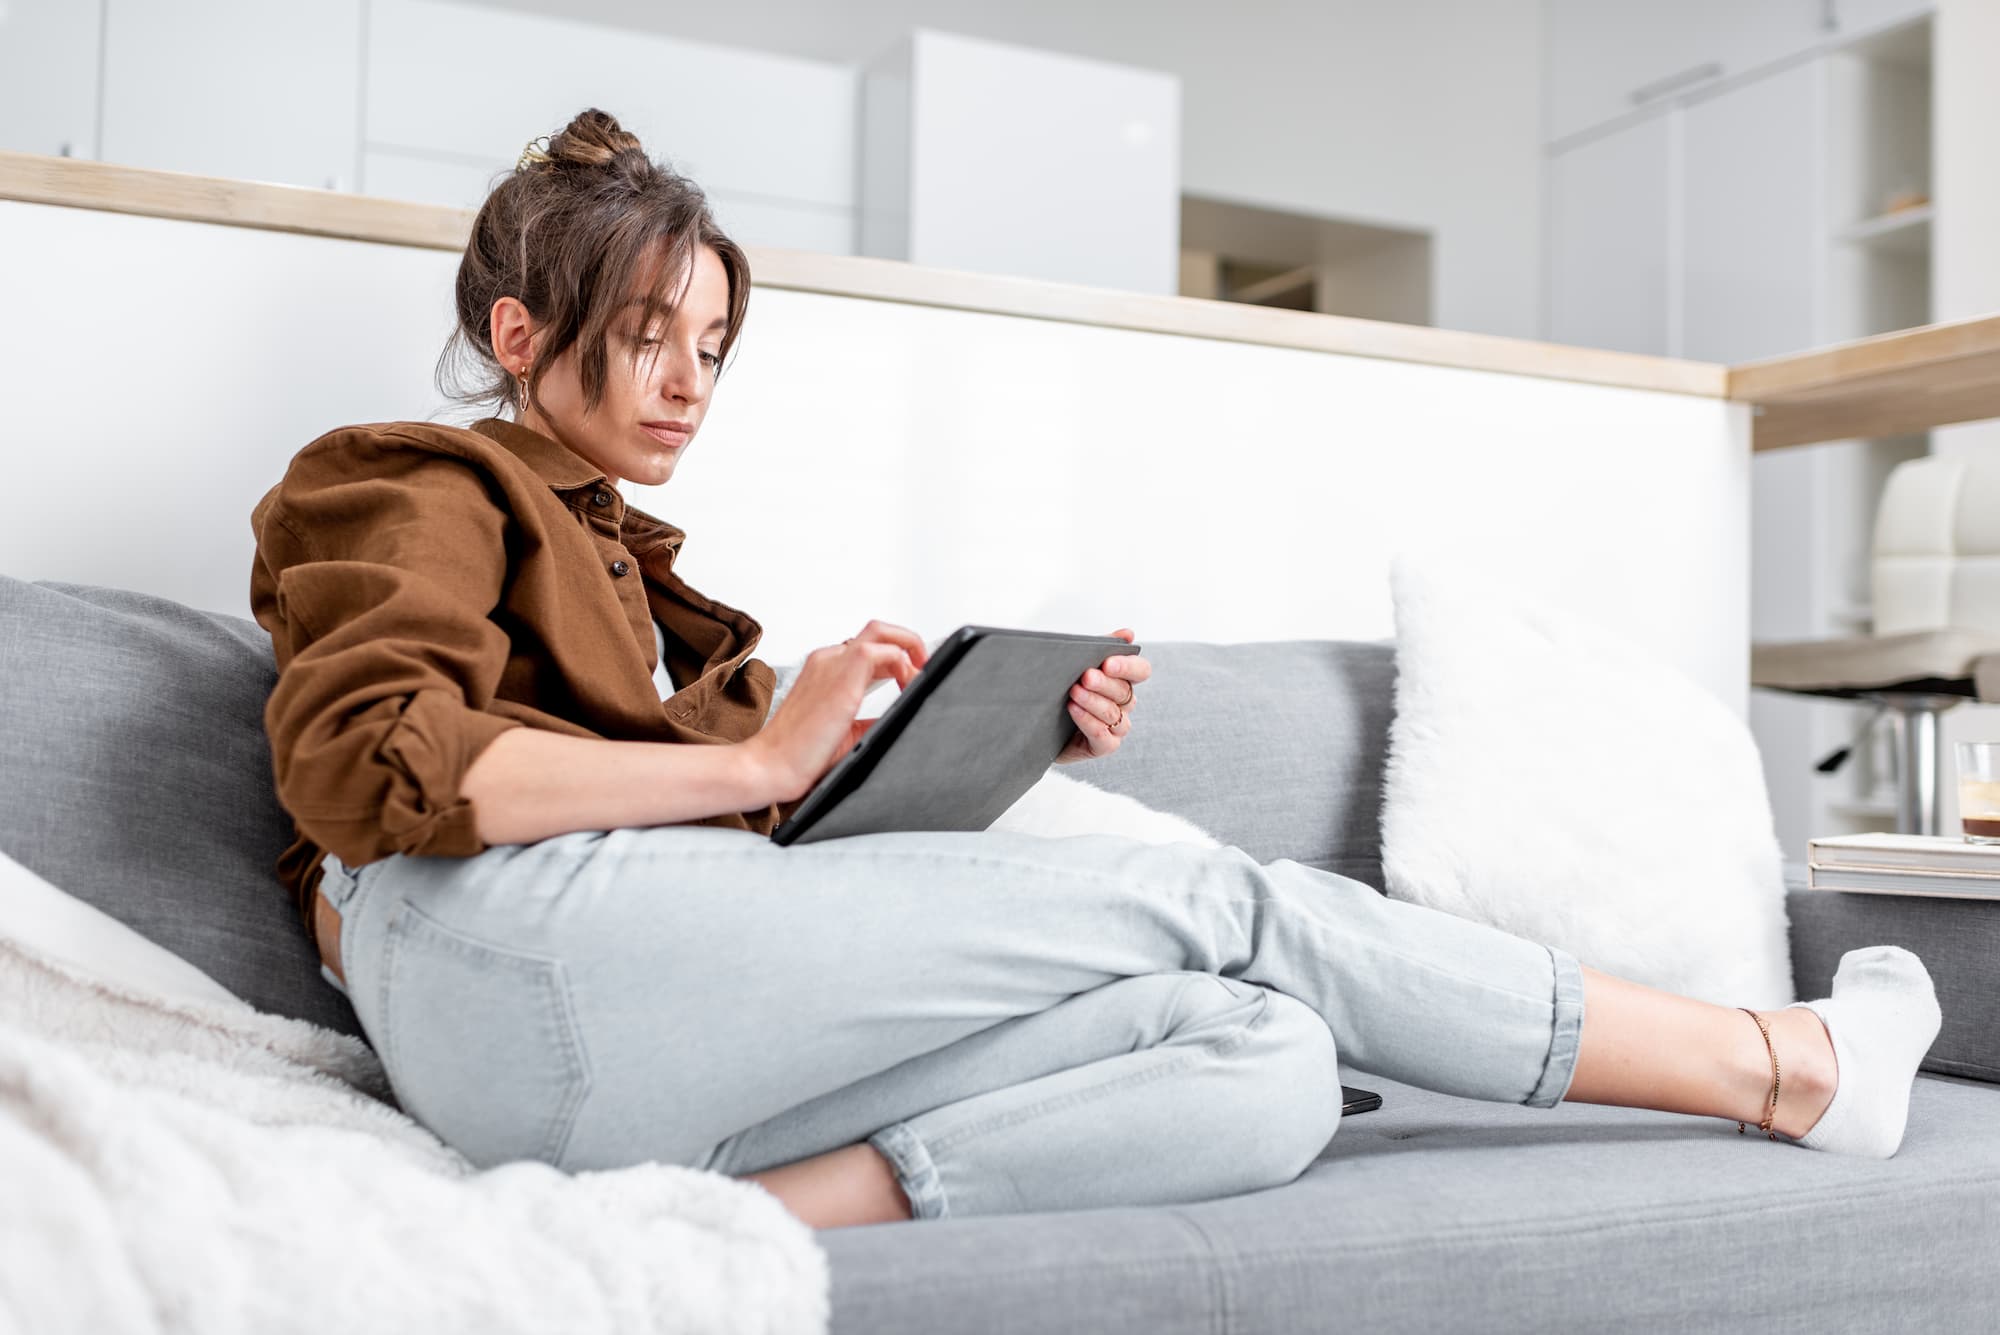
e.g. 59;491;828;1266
546;108;645;169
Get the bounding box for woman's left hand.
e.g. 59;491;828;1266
1054;628;1149;765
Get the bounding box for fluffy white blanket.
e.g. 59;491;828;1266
0;754;1211;1335
0;923;830;1335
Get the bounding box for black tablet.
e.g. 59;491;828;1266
770;625;1142;846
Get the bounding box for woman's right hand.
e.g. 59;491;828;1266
747;620;930;803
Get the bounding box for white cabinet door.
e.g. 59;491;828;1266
0;0;102;159
1832;0;1933;37
1545;0;1717;142
1681;58;1832;862
1682;61;1822;647
1547;0;1835;144
1680;60;1822;365
899;31;1181;295
366;0;857;212
1714;2;1835;95
1545;116;1671;355
101;0;361;190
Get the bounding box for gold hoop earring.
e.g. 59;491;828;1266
516;368;531;413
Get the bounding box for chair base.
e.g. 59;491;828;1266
1754;685;1968;836
1861;691;1963;835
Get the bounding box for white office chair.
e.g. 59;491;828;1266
1753;453;2000;834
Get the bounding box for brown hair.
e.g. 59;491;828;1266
438;108;751;418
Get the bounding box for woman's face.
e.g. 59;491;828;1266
509;242;732;489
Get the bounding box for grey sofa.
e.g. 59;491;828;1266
5;575;1998;1334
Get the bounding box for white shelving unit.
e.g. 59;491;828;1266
1805;14;1936;844
1543;6;1940;865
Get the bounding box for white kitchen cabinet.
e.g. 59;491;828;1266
1680;61;1822;366
0;0;102;159
364;0;857;215
360;150;500;213
1832;0;1934;37
859;30;1181;295
1544;0;1714;144
100;0;361;190
1545;115;1671;356
1546;12;1941;860
1678;59;1829;862
1711;3;1837;100
1545;1;1931;144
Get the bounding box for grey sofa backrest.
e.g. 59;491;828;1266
0;577;1399;1037
0;577;362;1035
1082;640;1396;893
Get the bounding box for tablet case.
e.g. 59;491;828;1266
771;627;1138;845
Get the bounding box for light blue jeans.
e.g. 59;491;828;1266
318;825;1585;1221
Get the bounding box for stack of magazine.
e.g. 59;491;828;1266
1807;832;2000;900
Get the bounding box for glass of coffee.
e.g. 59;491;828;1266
1955;741;2000;843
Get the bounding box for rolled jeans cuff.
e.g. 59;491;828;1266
868;1121;949;1221
1525;943;1587;1108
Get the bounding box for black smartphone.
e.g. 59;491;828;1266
1340;1085;1383;1116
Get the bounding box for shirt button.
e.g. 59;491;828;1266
592;490;613;508
609;559;631;577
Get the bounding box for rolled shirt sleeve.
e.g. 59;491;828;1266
251;433;525;869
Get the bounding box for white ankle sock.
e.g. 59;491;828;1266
1783;945;1941;1159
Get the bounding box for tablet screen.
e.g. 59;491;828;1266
770;626;1139;845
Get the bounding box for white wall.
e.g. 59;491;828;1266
467;0;1548;340
0;199;1748;714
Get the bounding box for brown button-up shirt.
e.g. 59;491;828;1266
249;416;797;929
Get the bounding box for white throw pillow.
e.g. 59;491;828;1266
1378;553;1795;1008
989;770;1221;847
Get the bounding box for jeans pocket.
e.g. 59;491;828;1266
378;900;592;1169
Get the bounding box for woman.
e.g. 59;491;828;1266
250;109;1942;1229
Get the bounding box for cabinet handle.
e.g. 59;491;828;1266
1821;0;1839;33
1629;61;1723;105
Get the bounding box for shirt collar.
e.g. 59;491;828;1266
470;416;687;559
471;416;608;490
622;503;687;558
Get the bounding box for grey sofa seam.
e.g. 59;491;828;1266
1178;1171;2000;1260
1162;1208;1232;1335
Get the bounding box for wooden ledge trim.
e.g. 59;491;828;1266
1731;313;2000;451
746;245;1729;397
0;150;474;250
1;149;1729;399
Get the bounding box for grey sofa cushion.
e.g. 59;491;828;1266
823;1065;2000;1334
0;577;361;1037
0;588;1397;1040
1080;639;1396;892
1787;881;2000;1082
